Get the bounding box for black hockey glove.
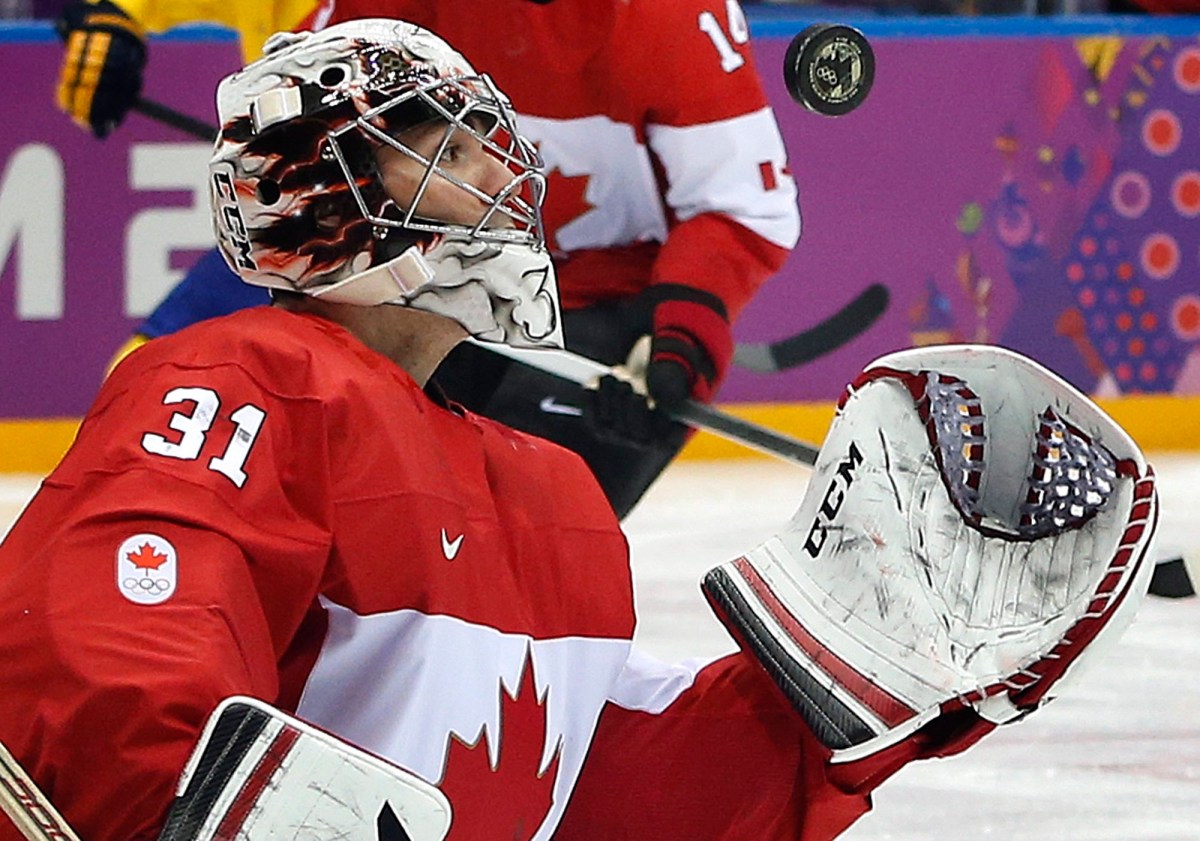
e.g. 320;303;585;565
585;284;733;446
55;0;147;138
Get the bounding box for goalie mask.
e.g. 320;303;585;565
208;19;561;348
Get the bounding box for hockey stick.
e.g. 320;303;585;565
0;739;83;841
134;97;218;142
733;283;889;373
472;341;819;466
130;95;889;373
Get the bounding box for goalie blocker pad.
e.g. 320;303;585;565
703;345;1157;764
157;697;451;841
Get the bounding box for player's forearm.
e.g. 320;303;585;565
555;650;867;841
652;212;794;323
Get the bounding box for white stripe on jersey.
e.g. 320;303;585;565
648;107;801;249
518;113;670;250
296;599;632;841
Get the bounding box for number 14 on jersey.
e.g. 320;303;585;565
699;0;750;73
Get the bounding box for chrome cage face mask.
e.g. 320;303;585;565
325;71;549;251
210;20;563;348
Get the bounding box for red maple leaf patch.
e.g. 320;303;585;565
438;649;563;840
126;543;169;571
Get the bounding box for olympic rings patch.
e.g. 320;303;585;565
116;533;178;605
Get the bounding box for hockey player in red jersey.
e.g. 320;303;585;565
6;17;1158;841
58;0;799;519
6;20;838;841
320;0;802;519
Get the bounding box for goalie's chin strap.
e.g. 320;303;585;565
307;246;435;306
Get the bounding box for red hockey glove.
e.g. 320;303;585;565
644;285;734;411
55;0;146;138
585;285;733;446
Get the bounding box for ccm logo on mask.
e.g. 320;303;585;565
212;169;258;271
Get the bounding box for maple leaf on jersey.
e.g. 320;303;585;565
126;543;169;571
540;166;594;255
438;649;563;840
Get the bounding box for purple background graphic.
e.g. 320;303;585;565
2;24;1199;420
730;33;1198;403
1;34;237;419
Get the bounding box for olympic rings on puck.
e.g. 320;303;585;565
783;24;875;117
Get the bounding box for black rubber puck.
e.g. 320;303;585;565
1148;557;1196;598
783;24;875;117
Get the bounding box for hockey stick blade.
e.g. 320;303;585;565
734;283;889;373
472;341;819;466
0;740;83;841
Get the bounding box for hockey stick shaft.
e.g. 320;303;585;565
134;97;216;141
473;341;819;466
733;283;889;373
0;740;83;841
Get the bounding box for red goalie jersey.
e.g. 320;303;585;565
303;0;800;320
0;308;869;841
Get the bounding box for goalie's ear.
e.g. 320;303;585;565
704;344;1157;768
158;697;452;841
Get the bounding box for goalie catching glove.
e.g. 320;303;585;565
703;345;1156;772
156;697;451;841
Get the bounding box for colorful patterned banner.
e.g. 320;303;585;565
1;19;1198;421
728;24;1200;403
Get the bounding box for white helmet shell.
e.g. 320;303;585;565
208;18;561;349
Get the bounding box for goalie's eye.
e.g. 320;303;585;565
435;138;465;165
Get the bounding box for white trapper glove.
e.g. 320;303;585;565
704;345;1156;765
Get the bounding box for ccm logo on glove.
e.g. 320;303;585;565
803;441;863;558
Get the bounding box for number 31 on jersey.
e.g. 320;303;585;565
141;387;266;488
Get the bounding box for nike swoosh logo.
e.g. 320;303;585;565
441;528;464;560
539;396;583;417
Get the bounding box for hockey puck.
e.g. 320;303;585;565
1148;556;1196;598
783;24;875;117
